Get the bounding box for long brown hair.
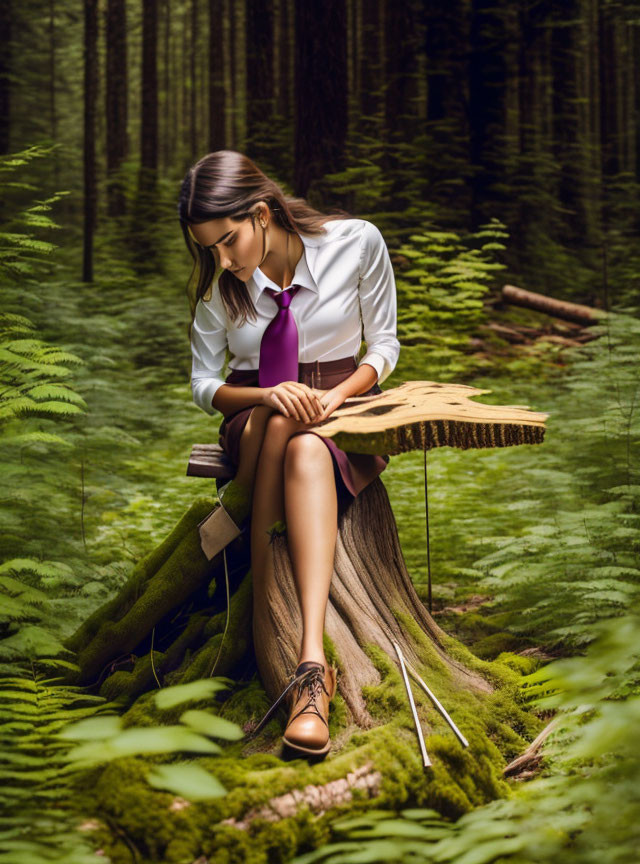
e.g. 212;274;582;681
178;150;351;332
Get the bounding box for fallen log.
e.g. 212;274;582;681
501;284;607;326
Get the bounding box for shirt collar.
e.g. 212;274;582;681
247;232;321;303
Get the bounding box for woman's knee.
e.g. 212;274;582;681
262;411;305;450
284;432;332;476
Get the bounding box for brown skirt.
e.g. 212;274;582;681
218;356;389;507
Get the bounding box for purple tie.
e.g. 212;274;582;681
258;284;303;388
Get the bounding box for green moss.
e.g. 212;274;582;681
359;644;410;721
433;625;520;689
495;650;540;676
438;610;504;641
218;478;252;526
99;651;166;705
219;678;272;728
77;693;529;864
472;630;526;660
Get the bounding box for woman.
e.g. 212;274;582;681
179;150;400;757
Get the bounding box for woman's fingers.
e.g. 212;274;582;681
276;390;303;420
270;393;290;417
273;385;312;422
267;382;326;423
282;383;323;418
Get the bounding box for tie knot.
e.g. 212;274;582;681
265;284;302;309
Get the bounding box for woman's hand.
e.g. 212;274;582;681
262;382;325;423
309;387;348;424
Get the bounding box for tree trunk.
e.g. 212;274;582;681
276;0;293;121
358;0;383;140
0;0;10;155
468;0;509;230
105;0;128;218
140;0;158;184
189;0;198;157
132;0;158;266
245;0;275;165
82;0;98;283
227;0;239;149
48;0;58;185
294;0;348;199
208;0;226;151
501;283;607;324
382;0;422;186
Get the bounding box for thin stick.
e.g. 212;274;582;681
393;641;431;768
404;657;469;748
424;445;432;613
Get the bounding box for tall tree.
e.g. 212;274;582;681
550;1;591;245
83;0;98;282
0;1;12;154
358;0;384;139
294;0;348;200
423;0;467;126
161;0;170;170
383;0;423;181
276;0;293;121
421;0;469;211
208;0;227;151
245;0;275;165
105;0;128;217
228;0;238;148
48;0;58;154
140;0;158;195
190;0;198;157
468;0;509;229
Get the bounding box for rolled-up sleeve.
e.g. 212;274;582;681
190;295;228;415
357;220;401;385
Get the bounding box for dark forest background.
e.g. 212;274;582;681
2;0;639;303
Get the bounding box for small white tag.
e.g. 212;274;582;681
198;503;242;560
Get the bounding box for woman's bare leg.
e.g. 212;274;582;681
232;405;276;494
245;413;339;672
250;413;309;658
283;433;338;667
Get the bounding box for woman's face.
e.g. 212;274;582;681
188;214;262;277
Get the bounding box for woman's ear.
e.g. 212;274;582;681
253;201;268;224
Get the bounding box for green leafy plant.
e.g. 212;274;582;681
396;219;508;340
292;613;640;864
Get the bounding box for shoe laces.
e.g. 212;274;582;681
294;667;327;703
250;665;329;738
287;668;330;728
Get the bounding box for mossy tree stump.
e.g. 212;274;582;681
63;381;550;861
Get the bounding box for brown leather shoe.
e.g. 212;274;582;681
282;660;337;756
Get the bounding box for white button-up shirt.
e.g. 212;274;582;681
190;217;400;416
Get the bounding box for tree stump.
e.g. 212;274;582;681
62;381;550;859
254;477;492;723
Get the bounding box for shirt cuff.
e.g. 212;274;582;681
191;376;226;416
357;352;386;384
